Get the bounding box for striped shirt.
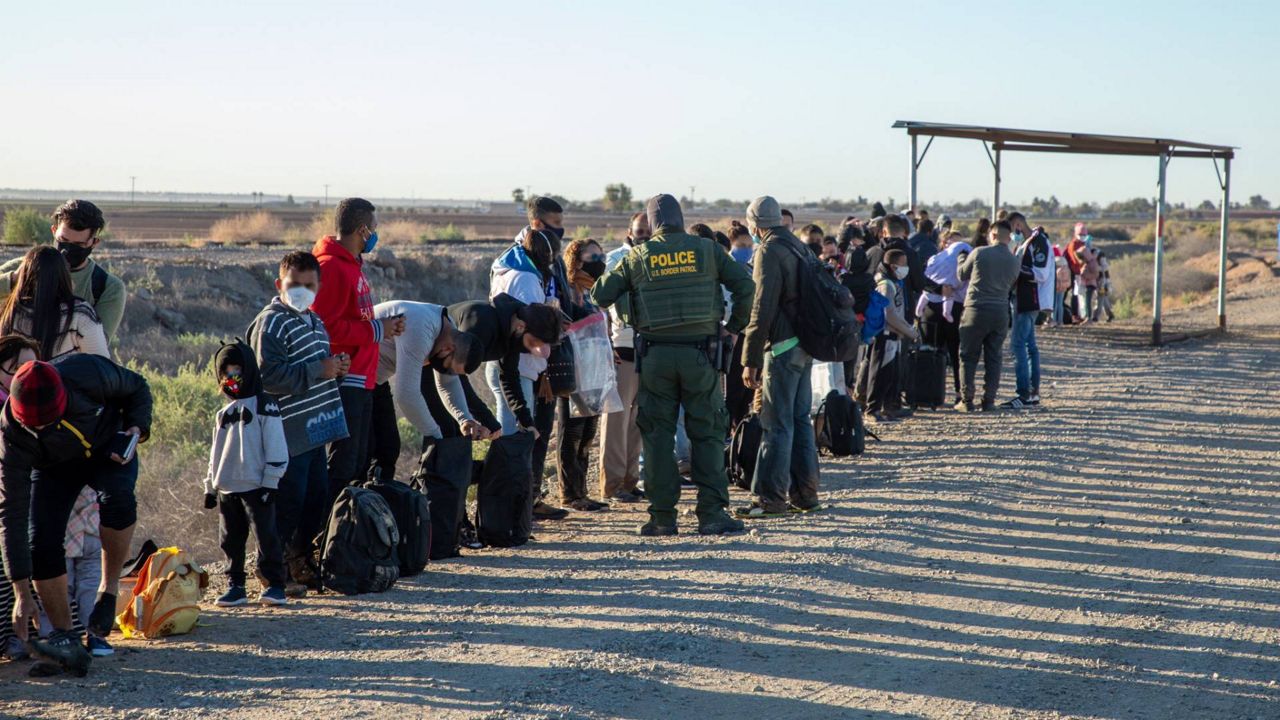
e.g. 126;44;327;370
246;298;349;455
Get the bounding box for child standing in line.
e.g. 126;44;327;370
36;486;112;656
204;341;290;607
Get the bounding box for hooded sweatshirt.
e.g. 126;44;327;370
373;300;472;440
449;294;533;428
490;241;549;381
311;236;383;390
246;297;348;455
840;246;877;317
204;341;289;495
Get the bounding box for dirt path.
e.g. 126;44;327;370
3;291;1279;719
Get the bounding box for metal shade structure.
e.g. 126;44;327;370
893;120;1237;345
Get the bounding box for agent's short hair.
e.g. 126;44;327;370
993;220;1013;233
884;215;909;236
335;198;376;236
279;250;321;279
52;200;105;236
526;196;564;223
885;249;907;265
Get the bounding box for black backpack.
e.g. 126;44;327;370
814;390;858;457
7;264;108;304
778;239;861;362
319;485;400;595
363;466;431;577
544;337;576;397
476;431;535;548
728;414;763;491
408;436;473;560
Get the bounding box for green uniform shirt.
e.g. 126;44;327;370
590;231;754;341
0;255;126;339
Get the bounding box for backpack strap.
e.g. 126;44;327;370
91;265;108;305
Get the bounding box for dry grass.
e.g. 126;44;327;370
209;211;285;244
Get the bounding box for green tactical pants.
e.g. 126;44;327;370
635;344;730;526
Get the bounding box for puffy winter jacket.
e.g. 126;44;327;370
0;354;152;581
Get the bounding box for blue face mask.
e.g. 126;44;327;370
363;231;379;254
1011;231;1025;245
750;235;761;245
730;247;753;265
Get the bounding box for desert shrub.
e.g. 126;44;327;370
209;211;284;244
1087;226;1131;242
130;362;224;561
1111;291;1143;320
1132;223;1156;246
2;206;52;246
430;223;469;242
572;225;593;242
379;219;431;245
281;208;337;246
1108;251;1154;300
1168;223;1220;260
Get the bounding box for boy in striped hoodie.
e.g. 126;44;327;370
247;251;351;594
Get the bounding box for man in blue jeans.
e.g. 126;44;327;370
1006;212;1054;409
739;196;820;516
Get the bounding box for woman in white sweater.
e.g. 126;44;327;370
0;247;109;360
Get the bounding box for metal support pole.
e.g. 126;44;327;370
1151;153;1169;346
909;134;918;213
1216;157;1231;330
992;148;1002;222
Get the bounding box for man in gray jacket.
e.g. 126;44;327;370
956;220;1020;412
740;196;819;516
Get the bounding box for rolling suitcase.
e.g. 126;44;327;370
904;322;948;410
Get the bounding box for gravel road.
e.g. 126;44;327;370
2;272;1278;720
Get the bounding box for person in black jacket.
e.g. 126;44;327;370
0;354;151;674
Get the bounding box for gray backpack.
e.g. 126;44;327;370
320;485;400;595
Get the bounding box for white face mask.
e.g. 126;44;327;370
284;286;316;313
894;265;909;280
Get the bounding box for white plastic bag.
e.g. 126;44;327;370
567;312;623;417
810;361;846;415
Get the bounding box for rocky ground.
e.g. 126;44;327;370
2;256;1279;720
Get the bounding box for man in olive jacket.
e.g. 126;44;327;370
591;194;754;536
740;195;821;516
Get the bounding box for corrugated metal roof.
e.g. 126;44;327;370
892;120;1235;157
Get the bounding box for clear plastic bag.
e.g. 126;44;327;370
567;311;623;417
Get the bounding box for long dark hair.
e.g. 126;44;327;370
0;247;78;360
972;217;991;248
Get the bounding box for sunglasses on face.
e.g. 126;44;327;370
583;254;605;263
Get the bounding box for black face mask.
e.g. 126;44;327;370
545;226;565;240
582;260;606;279
58;241;93;269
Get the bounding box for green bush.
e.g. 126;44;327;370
1111;291;1143;320
2;206;52;246
430;223;467;242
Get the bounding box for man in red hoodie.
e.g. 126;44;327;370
311;198;405;504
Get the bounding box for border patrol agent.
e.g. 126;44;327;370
591;194;755;536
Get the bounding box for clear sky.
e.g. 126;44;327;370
2;0;1274;207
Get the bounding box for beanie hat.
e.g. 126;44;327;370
9;361;66;428
458;331;484;375
747;196;783;229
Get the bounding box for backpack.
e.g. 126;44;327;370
363;467;431;577
115;546;208;639
777;240;861;362
813;390;857;457
475;431;535;548
320;485;400;595
727;414;763;491
6;264;108;304
861;292;889;344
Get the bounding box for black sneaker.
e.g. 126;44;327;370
981;401;997;412
568;498;607;512
609;491;643;504
637;521;677;537
1000;397;1030;410
87;594;117;638
31;630;92;677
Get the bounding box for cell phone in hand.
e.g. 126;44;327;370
111;431;139;464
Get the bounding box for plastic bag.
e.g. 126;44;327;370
810;362;846;415
566;311;622;417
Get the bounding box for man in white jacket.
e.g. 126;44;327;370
1006;212;1054;409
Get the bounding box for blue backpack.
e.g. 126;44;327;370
861;292;889;344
